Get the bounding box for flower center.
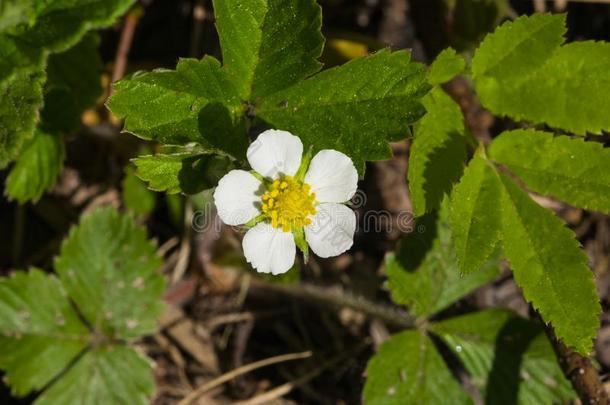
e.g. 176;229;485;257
261;176;316;232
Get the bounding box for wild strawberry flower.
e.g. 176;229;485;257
213;129;358;275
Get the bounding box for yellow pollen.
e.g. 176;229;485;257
260;175;316;232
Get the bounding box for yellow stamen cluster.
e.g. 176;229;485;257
261;176;316;232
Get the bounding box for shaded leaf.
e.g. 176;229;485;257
499;173;600;354
386;200;499;317
428;47;465;85
259;49;430;173
133;151;233;194
431;309;575;405
213;0;324;99
489;129;610;213
5;129;65;203
54;207;165;340
0;269;89;396
449;147;502;274
364;329;471;405
448;0;509;51
408;87;466;216
36;345;155;405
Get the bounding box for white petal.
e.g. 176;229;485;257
247;129;303;179
305;203;356;258
304;150;358;203
242;223;296;274
213;170;262;226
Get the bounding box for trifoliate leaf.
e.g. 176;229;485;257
107;56;248;160
431;309;575;405
428;47;465;85
258;49;430;173
408;87;467;216
489;129;610;213
363;330;471;405
0;69;44;168
213;0;324;99
35;345;155;405
386;200;499;317
5;129;65;203
449;147;502;274
0;269;89;397
133;151;234;195
472;13;610;134
499;173;600;354
122;166;156;215
54;207;165;340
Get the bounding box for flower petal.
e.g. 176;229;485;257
247;129;303;179
243;223;296;274
213;170;262;226
304;150;358;203
305;203;356;258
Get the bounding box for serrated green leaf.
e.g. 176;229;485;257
386;200;499;317
0;269;89;396
472;13;610;134
258;49;430;173
428;47;465;85
213;0;324;100
55;207;165;340
5;129;65;203
364;329;471;405
489;130;610;213
0;69;44;168
133;151;233;195
408;87;467;216
35;345;155;405
431;309;575;405
108;56;248;160
449;147;502;274
499;173;600;354
122;166;156;215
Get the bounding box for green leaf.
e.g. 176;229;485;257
122;166;156;215
472;13;610;134
0;0;133;86
386;200;499;317
408;87;467;216
133;151;234;195
449;147;502;274
499;173;600;354
448;0;509;51
428;47;465;85
213;0;324;99
0;69;45;168
363;329;471;405
0;269;89;396
107;56;248;160
35;345;155;405
0;0;133;166
0;0;36;33
54;207;165;340
431;309;575;405
258;49;430;173
489;129;610;213
5;129;65;203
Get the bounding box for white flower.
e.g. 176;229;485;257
213;129;358;275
